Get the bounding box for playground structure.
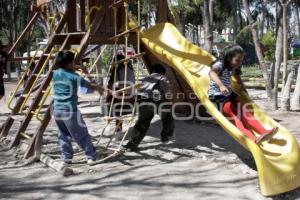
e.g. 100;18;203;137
1;0;300;197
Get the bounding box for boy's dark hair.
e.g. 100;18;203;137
150;64;166;75
56;50;75;67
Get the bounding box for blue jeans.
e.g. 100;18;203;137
53;109;97;161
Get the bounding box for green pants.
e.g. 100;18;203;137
129;101;174;147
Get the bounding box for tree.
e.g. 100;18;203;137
170;0;195;36
271;2;283;109
171;0;233;51
242;0;273;99
291;64;300;110
279;0;293;111
201;0;213;51
293;0;300;37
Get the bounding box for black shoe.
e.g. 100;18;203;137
122;142;138;152
63;159;73;165
161;136;169;143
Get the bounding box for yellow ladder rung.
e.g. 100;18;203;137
42;54;55;57
20;132;32;139
110;52;145;66
110;26;142;41
109;0;130;8
55;32;86;36
21;94;29;98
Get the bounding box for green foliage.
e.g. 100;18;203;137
261;30;276;61
0;0;46;55
101;47;114;72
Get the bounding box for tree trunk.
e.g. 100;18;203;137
242;0;273;99
178;11;186;36
281;2;289;89
231;0;238;43
279;0;292;109
201;0;213;52
271;4;283;109
209;0;214;24
281;69;295;111
296;5;300;38
260;0;268;39
291;64;300;110
237;0;243;30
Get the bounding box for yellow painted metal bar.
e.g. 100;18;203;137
19;48;56;113
20;132;32;140
7;49;41;111
34;85;52;122
47;12;63;34
85;6;102;31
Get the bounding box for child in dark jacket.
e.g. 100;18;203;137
124;64;174;151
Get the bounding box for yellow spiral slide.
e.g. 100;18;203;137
140;22;300;196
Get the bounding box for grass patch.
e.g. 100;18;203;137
241;65;263;78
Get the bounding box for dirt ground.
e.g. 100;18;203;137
1;80;300;200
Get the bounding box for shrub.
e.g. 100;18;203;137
261;30;276;61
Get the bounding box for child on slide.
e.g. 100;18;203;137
208;45;278;144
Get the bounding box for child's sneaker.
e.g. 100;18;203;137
63;159;73;165
122;142;138;152
87;154;101;164
161;132;175;143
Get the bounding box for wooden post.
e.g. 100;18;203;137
24;102;53;158
67;0;77;32
80;0;86;32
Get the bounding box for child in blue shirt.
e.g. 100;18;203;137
52;50;108;164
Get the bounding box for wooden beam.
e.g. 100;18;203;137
67;0;77;32
24;102;53;158
88;34;137;45
8;13;39;56
80;0;86;31
16;139;73;176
